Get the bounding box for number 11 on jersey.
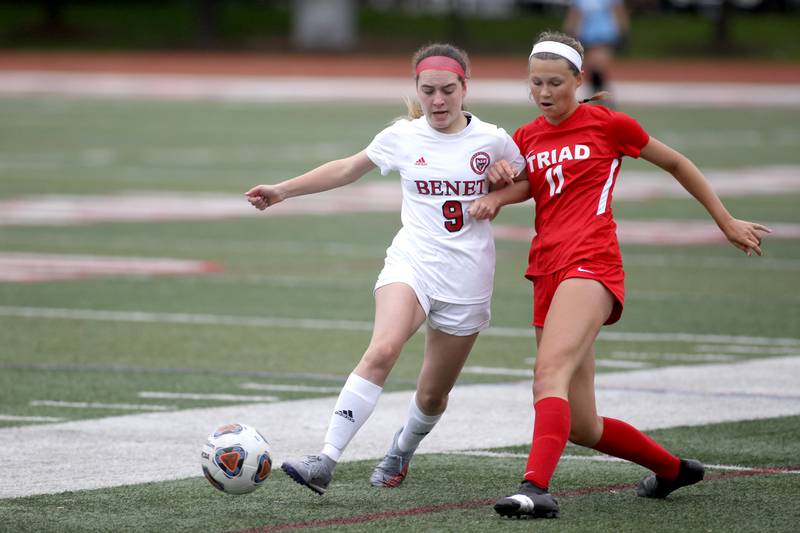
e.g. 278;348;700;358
545;164;565;196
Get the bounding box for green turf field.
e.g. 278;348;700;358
1;417;798;532
0;97;798;531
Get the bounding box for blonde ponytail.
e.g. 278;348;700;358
404;96;424;119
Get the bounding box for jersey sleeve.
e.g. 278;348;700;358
365;122;402;176
609;112;650;158
499;128;526;175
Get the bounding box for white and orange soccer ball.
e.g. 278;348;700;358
200;423;272;495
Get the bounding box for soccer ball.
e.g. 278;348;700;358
200;423;272;495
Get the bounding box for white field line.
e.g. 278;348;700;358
137;392;279;402
621;253;800;272
1;305;799;347
1;72;799;107
2;355;799;498
0;415;66;422
30;400;174;412
694;344;800;355
0;306;374;332
608;351;740;362
239;383;342;393
449;451;800;474
462;366;530;377
523;357;650;368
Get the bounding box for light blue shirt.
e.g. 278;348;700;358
575;0;621;46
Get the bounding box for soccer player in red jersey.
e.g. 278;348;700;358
468;31;771;519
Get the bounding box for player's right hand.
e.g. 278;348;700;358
468;195;502;221
245;185;282;211
488;160;518;187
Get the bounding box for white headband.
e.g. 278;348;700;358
529;41;582;71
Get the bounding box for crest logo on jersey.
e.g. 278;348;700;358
415;156;427;166
470;152;490;175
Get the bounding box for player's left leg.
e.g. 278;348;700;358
370;326;477;487
567;340;705;499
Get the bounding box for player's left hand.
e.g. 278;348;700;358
468;196;502;221
721;218;772;256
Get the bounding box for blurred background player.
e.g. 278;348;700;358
246;43;524;495
563;0;629;106
467;30;770;519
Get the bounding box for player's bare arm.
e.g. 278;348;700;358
246;151;376;210
469;179;531;220
640;137;771;256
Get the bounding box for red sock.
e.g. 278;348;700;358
523;397;570;490
592;417;680;480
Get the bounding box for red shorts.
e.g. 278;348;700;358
531;261;625;328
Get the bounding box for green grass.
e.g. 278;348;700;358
0;96;798;412
1;416;798;532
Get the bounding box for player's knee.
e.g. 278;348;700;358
360;340;403;375
532;358;570;398
414;389;447;415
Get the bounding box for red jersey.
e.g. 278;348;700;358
513;104;650;277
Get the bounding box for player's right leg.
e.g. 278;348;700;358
371;325;478;487
495;278;612;518
281;283;425;495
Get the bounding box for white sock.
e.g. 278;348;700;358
321;373;382;462
397;393;442;453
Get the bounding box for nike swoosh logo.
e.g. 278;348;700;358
577;267;595;274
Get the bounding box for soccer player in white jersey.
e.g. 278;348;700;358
246;43;525;495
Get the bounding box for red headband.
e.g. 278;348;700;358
415;56;466;78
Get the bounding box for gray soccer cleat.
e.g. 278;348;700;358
494;480;560;519
281;454;337;495
637;458;705;499
370;428;416;488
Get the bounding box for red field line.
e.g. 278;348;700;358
2;52;800;83
237;465;800;532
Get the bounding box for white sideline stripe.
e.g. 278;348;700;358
451;451;800;474
239;383;342;393
1;305;799;347
1;355;799;498
30;400;173;412
137;391;279;402
0;414;66;422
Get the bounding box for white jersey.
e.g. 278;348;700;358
366;113;525;304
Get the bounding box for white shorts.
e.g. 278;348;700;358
374;263;491;337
